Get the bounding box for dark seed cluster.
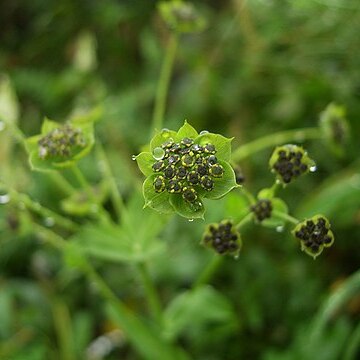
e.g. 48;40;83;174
38;124;86;159
202;221;241;256
293;216;334;257
251;199;273;222
152;138;224;204
271;147;310;184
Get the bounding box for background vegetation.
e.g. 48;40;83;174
0;0;359;359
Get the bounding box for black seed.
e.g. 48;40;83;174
209;164;224;178
207;155;218;165
196;164;208;176
204;143;216;154
323;235;332;244
200;175;214;191
153;176;166;193
192;144;203;153
181;154;195;167
152;160;165;172
300;164;308;172
278;150;286;158
283;173;292;183
182;187;197;202
317;218;326;227
167;179;182;193
171;143;182;152
187;171;200;185
310;244;319;252
177;166;188;179
162;139;174;149
164;165;176;179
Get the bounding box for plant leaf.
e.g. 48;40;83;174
175;120;198;141
195;133;233;162
136;152;155;176
150;128;177;151
169;193;205;219
41;117;60;134
143;174;174;214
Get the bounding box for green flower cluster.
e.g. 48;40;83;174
269;144;315;184
38;124;86;159
292;215;334;258
136;121;238;219
202;220;241;257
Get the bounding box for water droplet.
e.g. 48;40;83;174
200;130;209;135
188;218;194;222
276;225;284;233
0;121;5;132
44;217;55;227
131;155;136;161
160;128;171;138
0;194;10;204
309;165;317;172
233;253;240;260
153;147;165;160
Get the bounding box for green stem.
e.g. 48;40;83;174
49;172;76;196
96;143;125;222
151;34;179;136
194;255;224;289
272;210;299;225
232;127;321;162
239;186;256;205
235;212;253;229
137;262;163;325
3;185;78;232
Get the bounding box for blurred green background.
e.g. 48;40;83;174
0;0;359;359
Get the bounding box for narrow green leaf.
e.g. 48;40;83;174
195;133;233;162
202;161;238;200
175;120;198;141
169;193;205;219
136;152;155;176
143;174;174;214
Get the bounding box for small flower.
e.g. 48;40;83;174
201;220;241;257
136;121;238;219
269;144;315;184
292;215;334;258
251;199;273;222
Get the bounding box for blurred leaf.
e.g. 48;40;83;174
0;74;19;126
162;285;237;341
136;151;155;176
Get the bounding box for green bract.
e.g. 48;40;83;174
158;0;207;34
25;115;96;171
319;103;350;156
136;121;238;219
292;215;334;259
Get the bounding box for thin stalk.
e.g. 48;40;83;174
272;210;299;225
96;143;125;222
235;212;253;230
49;172;76;196
137;262;162;325
239;186;256;205
151;34;179;136
232;127;321;162
3;186;78;232
194;255;224;289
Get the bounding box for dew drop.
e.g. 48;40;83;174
153;147;165;160
0;121;5;132
44;217;55;227
233;254;240;260
188;218;194;222
131;155;136;161
276;225;284;233
161;128;171;138
200;130;209;135
0;193;10;204
309;165;317;172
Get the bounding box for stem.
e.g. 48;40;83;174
235;212;253;230
239;186;256;205
194;255;224;289
137;262;162;325
151;34;179;136
96;143;125;222
48;172;76;196
272;210;299;225
3;185;78;232
232;127;321;162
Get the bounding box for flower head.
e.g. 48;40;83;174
202;220;241;257
292;215;334;258
251;199;273;222
136;121;238;219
